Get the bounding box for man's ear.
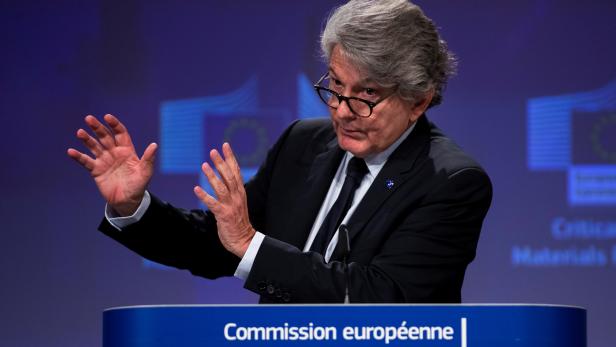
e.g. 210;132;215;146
409;89;435;122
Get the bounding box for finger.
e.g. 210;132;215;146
76;128;104;157
201;161;228;200
210;149;238;193
193;185;220;212
85;115;116;149
140;142;158;165
67;148;96;171
104;113;135;148
222;142;244;188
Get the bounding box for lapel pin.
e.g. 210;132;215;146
385;179;395;190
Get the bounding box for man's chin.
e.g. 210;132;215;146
337;137;369;158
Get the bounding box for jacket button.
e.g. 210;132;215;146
282;292;291;302
257;282;267;292
266;284;275;295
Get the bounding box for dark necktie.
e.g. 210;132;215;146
310;156;368;255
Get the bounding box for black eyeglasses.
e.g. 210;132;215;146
313;73;396;118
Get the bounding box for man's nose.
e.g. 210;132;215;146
335;98;356;119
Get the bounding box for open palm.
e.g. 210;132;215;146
67;114;157;216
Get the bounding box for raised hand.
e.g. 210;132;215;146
67;114;157;216
194;143;255;258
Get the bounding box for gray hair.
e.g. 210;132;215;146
320;0;456;108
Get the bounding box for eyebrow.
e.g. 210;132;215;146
327;67;376;86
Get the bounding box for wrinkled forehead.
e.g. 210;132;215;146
327;45;379;85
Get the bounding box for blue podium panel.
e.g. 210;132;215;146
103;304;586;347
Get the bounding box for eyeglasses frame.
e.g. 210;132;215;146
313;73;397;118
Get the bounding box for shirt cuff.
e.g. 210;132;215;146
234;231;265;280
105;191;152;231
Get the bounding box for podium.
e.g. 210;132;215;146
103;304;585;346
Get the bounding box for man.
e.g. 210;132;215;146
68;0;492;303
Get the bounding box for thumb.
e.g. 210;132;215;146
141;142;158;165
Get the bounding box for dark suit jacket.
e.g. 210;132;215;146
99;115;492;303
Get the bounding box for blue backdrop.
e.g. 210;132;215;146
1;1;615;346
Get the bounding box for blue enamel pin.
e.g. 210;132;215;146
385;179;395;190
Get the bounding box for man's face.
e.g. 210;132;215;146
327;45;425;158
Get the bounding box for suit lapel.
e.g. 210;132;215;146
345;115;432;242
287;137;345;249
